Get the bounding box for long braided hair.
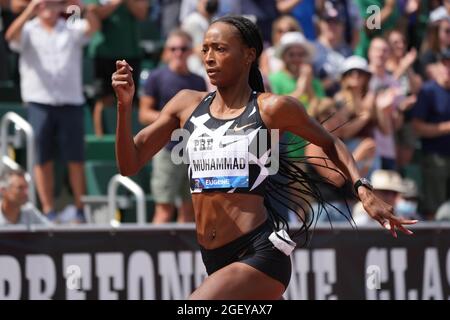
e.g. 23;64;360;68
211;16;353;247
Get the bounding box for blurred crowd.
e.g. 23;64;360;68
0;0;449;226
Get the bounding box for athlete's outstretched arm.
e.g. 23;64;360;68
113;60;182;176
260;94;417;237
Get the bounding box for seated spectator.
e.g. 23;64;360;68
0;168;50;226
353;169;405;225
411;48;450;219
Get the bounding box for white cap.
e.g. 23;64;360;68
370;170;405;193
341;55;371;75
429;6;450;23
275;32;315;60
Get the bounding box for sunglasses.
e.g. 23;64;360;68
168;46;190;53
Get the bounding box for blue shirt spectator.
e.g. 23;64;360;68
143;65;206;112
411;80;450;155
288;0;316;40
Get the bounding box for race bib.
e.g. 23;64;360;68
189;135;249;190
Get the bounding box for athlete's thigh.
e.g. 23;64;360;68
189;262;285;300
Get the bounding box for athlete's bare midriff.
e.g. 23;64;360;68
192;193;268;249
177;91;270;250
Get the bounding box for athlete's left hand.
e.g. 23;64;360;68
359;188;418;238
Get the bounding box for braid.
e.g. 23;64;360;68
213;16;265;92
213;17;353;248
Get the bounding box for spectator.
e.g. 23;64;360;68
86;0;149;136
420;12;450;80
313;2;353;97
259;14;302;84
0;168;50;226
397;0;429;52
216;0;240;17
181;0;217;49
386;29;423;170
159;0;182;39
395;177;421;220
269;31;324;159
316;0;363;49
368;37;405;170
334;56;381;177
241;0;278;44
334;56;376;143
354;0;400;58
5;0;99;222
276;0;316;40
139;29;206;223
269;31;323;106
386;29;422;96
181;0;218;89
260;15;301;77
353;169;405;225
411;48;450;219
180;0;199;22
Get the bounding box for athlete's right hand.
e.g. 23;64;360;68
112;60;135;109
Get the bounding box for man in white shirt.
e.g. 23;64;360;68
0;168;51;226
5;0;99;222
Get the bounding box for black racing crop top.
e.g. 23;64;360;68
183;91;272;196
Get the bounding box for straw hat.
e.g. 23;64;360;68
275;32;315;60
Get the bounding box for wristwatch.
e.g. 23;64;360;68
354;178;373;196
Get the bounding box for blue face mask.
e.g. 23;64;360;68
395;199;418;218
